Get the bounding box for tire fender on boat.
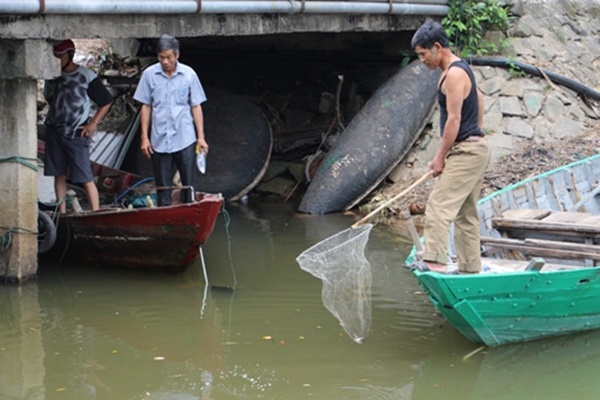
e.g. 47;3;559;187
38;210;57;254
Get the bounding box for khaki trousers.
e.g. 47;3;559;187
423;138;491;272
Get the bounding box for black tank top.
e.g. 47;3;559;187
437;59;483;142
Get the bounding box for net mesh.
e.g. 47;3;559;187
296;223;373;344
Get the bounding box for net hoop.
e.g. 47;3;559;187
296;223;373;265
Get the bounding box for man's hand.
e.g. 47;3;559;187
78;120;98;138
429;155;446;177
141;136;153;159
196;137;209;155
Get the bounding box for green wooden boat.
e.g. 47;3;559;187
411;153;600;346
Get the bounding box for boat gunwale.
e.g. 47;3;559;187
477;153;600;206
47;193;224;220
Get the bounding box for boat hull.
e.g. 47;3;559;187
45;194;223;272
298;60;440;214
410;153;600;346
415;268;600;346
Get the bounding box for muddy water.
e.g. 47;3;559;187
2;201;600;399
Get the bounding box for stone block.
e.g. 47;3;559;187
568;104;586;122
486;132;514;162
499;96;526;117
523;92;544;117
484;97;499;114
482;111;503;135
500;80;525;98
479;76;505;96
475;66;496;80
551;118;585;138
504;117;534;139
509;37;535;56
544;95;566;122
509;13;543;37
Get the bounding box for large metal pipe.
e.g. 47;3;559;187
0;0;448;15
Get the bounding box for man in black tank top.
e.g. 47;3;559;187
409;19;491;274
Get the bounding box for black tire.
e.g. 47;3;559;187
38;210;57;254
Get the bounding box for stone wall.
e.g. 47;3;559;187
392;0;600;183
476;0;600;161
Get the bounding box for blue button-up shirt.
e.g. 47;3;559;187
134;62;207;153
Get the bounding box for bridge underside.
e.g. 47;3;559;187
1;13;425;40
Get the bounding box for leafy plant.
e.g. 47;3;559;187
442;0;510;57
506;58;526;77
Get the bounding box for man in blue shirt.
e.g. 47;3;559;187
133;34;209;206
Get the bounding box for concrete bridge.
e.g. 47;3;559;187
0;0;448;282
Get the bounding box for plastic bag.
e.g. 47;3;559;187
196;147;206;174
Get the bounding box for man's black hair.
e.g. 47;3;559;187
411;18;450;49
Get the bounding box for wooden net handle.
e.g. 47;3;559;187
352;171;433;228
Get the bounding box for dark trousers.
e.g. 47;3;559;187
151;143;196;206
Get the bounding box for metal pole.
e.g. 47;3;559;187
0;0;448;15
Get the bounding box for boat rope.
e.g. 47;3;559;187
0;226;38;253
0;156;39;171
221;204;238;290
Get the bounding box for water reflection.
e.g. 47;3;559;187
3;267;227;399
3;201;600;399
0;283;45;399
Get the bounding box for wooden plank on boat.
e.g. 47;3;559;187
501;209;551;220
525;238;600;254
541;211;599;225
481;236;600;260
492;218;600;237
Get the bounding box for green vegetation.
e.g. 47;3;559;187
506;58;526;77
442;0;510;57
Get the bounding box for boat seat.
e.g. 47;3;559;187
492;209;600;242
481;236;600;262
486;209;600;267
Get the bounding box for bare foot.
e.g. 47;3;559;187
423;261;448;273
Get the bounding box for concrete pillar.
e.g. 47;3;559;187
0;40;58;282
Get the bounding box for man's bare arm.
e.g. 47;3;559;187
477;88;484;128
139;104;153;159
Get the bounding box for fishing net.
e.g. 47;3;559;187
296;223;373;344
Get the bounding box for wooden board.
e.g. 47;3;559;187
501;208;551;220
542;211;600;225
